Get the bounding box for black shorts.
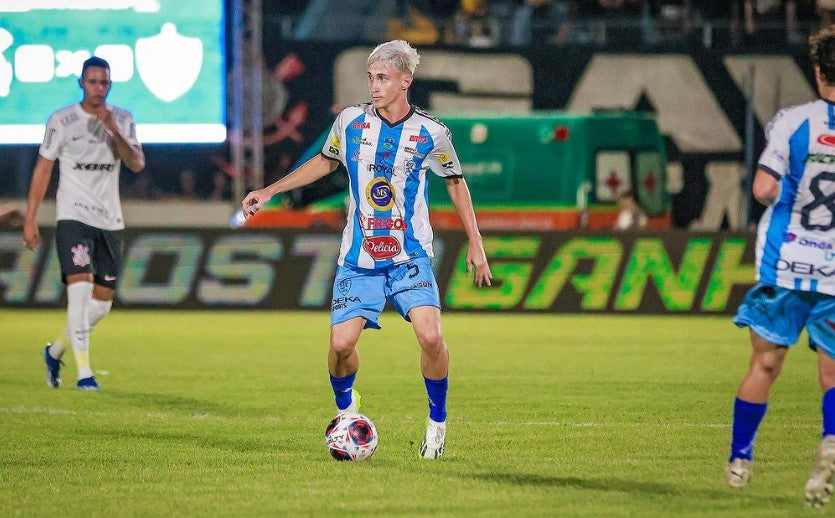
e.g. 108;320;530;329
55;219;123;289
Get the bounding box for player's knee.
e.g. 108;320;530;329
330;335;357;357
415;329;445;352
753;354;784;379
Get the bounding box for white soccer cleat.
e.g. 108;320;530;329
420;419;446;459
338;389;361;416
805;435;835;507
725;458;752;489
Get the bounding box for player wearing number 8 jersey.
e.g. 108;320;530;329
242;40;492;459
726;28;835;506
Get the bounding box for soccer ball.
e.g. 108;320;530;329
324;413;378;461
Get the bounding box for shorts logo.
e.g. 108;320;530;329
337;278;351;295
783;232;796;242
363;236;401;260
365;178;395;210
71;244;90;267
104;275;117;282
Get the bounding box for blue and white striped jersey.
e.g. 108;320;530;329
321;103;463;269
757;99;835;295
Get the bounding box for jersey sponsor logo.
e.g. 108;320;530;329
362;236;401;260
71;244;91;267
792;236;833;250
365;178;395;210
806;153;835;164
409;135;428;143
436;151;454;169
775;259;835;276
352;122;370;129
359;214;408;230
331;296;361;310
350;136;372;146
44;127;56;148
404;146;424;158
410;281;433;289
818;135;835;147
367;163;393;175
328;135;341;156
73;162;116;171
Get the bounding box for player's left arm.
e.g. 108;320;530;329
97;106;145;172
445;176;492;287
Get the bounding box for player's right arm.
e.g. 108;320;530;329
241;154;338;218
243;109;347;218
23;155;55;251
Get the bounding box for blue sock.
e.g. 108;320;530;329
730;397;768;461
823;388;835;437
330;372;356;410
424;376;448;422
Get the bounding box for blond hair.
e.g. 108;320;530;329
367;40;420;75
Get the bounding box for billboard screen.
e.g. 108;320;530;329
0;0;226;144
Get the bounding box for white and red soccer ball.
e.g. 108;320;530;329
324;413;378;461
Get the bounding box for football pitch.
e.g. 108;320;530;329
0;310;825;516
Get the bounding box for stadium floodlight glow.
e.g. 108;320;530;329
0;0;225;144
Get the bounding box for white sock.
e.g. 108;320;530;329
50;298;111;360
88;298;112;327
66;281;93;380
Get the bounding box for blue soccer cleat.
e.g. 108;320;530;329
43;344;63;388
76;376;101;391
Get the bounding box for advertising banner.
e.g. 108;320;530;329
0;0;226;144
0;228;757;314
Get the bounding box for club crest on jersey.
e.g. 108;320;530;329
365;178;395;210
71;244;91;267
337;278;352;295
362;236;401;260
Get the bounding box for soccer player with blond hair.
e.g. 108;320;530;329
243;40;491;458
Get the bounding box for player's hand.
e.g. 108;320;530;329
466;240;492;287
92;105;117;134
241;188;273;220
22;218;40;251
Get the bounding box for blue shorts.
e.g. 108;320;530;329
330;257;441;329
733;283;835;358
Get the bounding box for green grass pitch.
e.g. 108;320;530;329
0;310;826;516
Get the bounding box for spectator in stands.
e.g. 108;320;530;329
819;0;835;29
613;190;648;230
742;0;803;43
444;0;500;47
